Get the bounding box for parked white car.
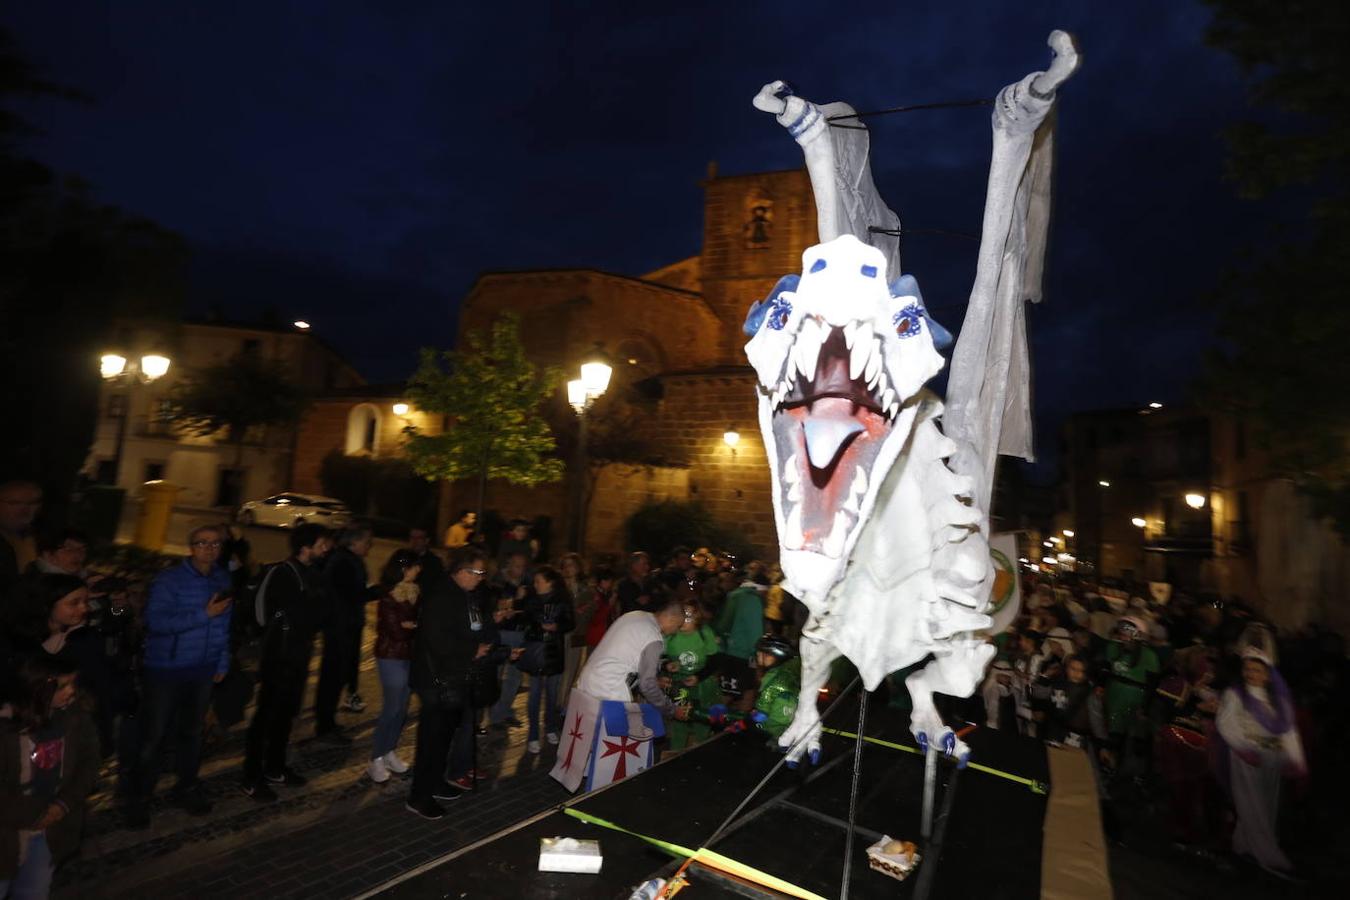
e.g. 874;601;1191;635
237;493;352;529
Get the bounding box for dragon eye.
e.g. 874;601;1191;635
767;296;793;331
893;303;923;339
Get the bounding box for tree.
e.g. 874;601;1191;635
167;352;311;472
404;313;564;522
1202;0;1350;533
0;28;184;524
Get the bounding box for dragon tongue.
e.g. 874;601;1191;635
802;411;864;471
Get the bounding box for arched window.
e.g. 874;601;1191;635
345;403;381;455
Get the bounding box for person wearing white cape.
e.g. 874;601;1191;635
1213;645;1305;876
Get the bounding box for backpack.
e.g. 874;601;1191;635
240;560;304;635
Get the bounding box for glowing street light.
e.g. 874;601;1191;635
723;428;741;448
391;402;410;416
1043;540;1054;548
1148;401;1163;409
1185;492;1206;510
1041;557;1058;566
293;320;311;330
100;354;128;379
1098;480;1111;488
1062;529;1075;538
569;344;613;552
140;354;171;380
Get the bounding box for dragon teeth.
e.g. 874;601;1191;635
843;320;858;350
881;387;895;411
784;504;804;550
823;509;848;557
864;340;882;386
852;466;868;497
783;453;800;484
796;318;823;382
849;327;870;380
787;480;803;503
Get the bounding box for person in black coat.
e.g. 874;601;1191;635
406;527;447;592
241;525;332;800
520;566;574;754
314;523;380;739
406;547;490;820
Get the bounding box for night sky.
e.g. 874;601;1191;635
6;1;1269;470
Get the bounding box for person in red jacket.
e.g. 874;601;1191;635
368;550;422;784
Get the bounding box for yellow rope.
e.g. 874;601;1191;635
819;727;1048;794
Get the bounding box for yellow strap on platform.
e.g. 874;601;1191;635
820;727;1048;794
562;808;828;900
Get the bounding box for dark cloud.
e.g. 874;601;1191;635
6;0;1265;473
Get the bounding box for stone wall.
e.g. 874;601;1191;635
700;168;817;363
648;370;777;557
586;464;691;557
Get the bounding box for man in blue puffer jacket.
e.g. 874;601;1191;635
126;524;233;827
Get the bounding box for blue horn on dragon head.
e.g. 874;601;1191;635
743;234;950;606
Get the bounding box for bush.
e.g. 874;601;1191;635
623;499;757;564
319;450;437;531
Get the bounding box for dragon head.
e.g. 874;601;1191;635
743;235;951;604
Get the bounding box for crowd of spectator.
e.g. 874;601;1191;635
2;474;1345;892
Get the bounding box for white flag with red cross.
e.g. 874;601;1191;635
550;690;601;793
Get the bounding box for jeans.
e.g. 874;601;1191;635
488;630;524;723
315;609;363;732
244;644;312;781
410;697;462;802
372;658;411;760
135;671;215;798
0;832;52;899
527;673;562;741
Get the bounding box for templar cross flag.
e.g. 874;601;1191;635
550;690;665;793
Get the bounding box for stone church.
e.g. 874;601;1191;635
293;165;818;557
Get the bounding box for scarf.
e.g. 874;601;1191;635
1237;668;1294;736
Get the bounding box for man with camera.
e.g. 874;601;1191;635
126;524;234;826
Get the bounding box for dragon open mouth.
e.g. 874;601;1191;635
769;319;904;558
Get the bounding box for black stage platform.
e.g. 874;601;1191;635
376;700;1060;900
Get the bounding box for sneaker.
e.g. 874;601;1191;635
405;797;446;820
546;731;560;745
368;757;390;784
382;750;410;775
343;693;367;713
448;774;475;792
264;767;308;787
431;783;464;802
169;785;213;816
240;779;278;802
526;740;541;754
314;726;354;746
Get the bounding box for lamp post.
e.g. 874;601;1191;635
567;344;612;552
101;352;171;487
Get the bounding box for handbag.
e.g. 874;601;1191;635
514;641;547;676
430;675;466;711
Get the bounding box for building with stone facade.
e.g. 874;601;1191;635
291;165;818;557
85;319;364;513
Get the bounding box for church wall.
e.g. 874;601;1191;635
647;371;778;558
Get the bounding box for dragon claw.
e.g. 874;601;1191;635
917;732;929;753
956;751;970;770
785;757;799;770
809;747;821;766
942;732;956;756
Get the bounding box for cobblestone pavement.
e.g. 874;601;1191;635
51;607;572;900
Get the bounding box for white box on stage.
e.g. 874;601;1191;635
538;837;603;874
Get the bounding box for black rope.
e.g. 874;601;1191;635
700;675;862;850
827;97;993;129
839;690;869;900
867;225;980;242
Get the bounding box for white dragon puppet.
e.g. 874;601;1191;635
743;32;1080;765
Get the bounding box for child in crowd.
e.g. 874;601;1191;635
1;655;99;898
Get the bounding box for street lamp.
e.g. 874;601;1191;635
391;402;410;417
1098;480;1111;488
568;345;613;552
1131;517;1146;528
1062;529;1074;538
101;351;172;487
1184;492;1206;510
